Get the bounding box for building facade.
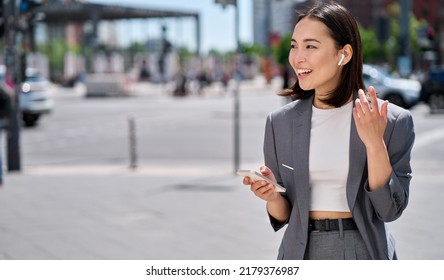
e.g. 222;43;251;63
253;0;444;66
252;0;302;49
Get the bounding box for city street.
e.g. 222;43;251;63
0;79;443;260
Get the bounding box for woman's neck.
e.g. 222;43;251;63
312;94;353;109
312;97;334;109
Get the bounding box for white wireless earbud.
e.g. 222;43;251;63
338;54;345;66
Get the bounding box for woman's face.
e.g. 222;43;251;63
289;17;343;97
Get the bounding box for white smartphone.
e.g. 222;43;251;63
236;169;286;192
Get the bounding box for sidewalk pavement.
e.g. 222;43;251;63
0;162;284;260
1;159;442;260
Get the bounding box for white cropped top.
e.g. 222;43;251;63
309;101;353;212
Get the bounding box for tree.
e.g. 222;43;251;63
238;42;264;56
177;46;194;66
384;2;428;70
38;40;81;82
359;25;382;63
271;33;291;67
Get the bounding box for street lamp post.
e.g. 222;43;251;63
215;0;241;173
233;2;240;173
3;0;22;172
398;0;411;78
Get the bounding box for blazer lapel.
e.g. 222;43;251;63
291;97;313;227
347;99;367;211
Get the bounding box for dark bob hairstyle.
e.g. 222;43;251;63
281;1;365;107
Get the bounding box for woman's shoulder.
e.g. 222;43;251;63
380;99;414;127
382;99;412;118
269;97;311;120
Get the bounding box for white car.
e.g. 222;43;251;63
19;68;55;126
0;65;55;127
363;64;421;109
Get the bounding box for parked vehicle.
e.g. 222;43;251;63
85;73;133;97
419;67;444;113
0;66;54;127
363;64;421;109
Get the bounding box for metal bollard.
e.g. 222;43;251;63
128;115;138;169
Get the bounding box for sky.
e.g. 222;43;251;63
90;0;253;54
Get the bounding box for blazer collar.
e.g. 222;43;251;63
346;91;367;210
291;96;313;228
347;113;367;210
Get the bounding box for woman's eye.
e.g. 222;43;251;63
306;45;317;49
290;45;297;49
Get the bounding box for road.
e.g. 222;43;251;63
20;81;281;172
1;80;443;259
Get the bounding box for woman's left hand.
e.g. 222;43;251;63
352;86;388;150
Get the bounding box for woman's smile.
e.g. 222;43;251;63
296;68;313;79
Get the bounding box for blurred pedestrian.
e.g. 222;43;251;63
221;70;231;93
242;1;415;260
139;59;151;82
280;62;295;104
173;69;187;97
197;70;209;95
0;82;12;186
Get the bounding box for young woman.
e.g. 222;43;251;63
243;2;415;260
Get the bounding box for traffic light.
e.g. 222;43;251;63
426;26;435;41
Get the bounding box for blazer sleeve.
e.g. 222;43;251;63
365;108;415;222
263;113;291;231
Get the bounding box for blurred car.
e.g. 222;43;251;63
363;64;421;109
0;65;54;127
19;68;54;126
419;66;444;113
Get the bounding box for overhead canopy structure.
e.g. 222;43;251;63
35;2;199;22
34;1;201;54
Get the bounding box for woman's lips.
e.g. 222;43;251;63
297;68;312;78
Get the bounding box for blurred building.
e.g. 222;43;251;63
253;0;443;66
252;0;384;51
33;0;200;83
253;0;302;49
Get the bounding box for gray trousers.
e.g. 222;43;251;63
304;229;371;260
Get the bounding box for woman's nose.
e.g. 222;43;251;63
290;50;305;65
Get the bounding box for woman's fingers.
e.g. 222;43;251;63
355;86;380;119
380;100;389;121
368;86;378;109
250;181;274;196
353;86;389;147
243;176;252;185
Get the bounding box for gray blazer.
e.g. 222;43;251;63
264;94;415;260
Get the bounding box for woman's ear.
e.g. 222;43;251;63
339;44;353;66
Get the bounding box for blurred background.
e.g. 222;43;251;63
0;0;443;260
2;0;444;128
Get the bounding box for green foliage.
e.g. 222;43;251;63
358;2;428;70
271;33;291;66
238;42;264;56
208;48;223;56
205;42;264;66
127;42;146;53
359;25;381;62
178;46;194;65
384;2;428;69
37;40;81;79
409;15;427;53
